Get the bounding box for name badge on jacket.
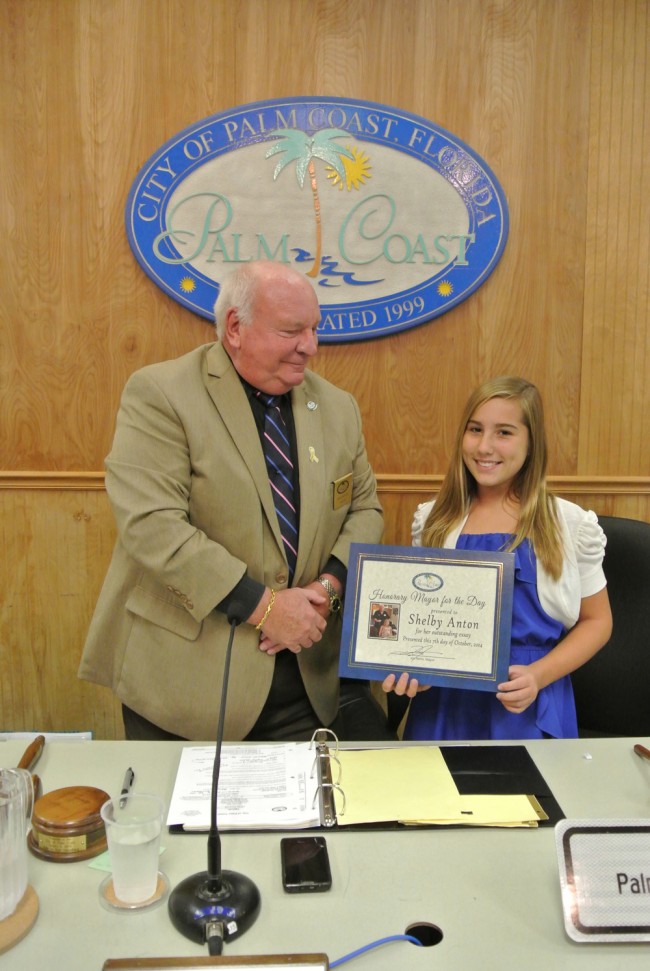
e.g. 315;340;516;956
332;474;353;510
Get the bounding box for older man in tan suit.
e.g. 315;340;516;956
79;261;390;741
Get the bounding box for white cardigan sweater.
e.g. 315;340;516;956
411;496;607;631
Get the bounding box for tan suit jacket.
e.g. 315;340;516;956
78;342;383;739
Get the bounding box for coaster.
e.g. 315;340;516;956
0;885;39;954
99;872;169;913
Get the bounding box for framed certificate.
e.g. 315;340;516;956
339;543;515;691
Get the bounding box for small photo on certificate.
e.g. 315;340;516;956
339;543;515;692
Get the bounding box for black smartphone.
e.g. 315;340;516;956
280;836;332;893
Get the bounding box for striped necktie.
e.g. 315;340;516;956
255;391;298;579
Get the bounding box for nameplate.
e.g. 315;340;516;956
555;819;650;942
103;955;329;970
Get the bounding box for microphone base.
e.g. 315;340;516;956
168;869;261;946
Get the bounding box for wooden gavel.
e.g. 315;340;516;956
16;734;45;800
13;735;110;863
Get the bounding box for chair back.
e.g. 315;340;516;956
571;515;650;736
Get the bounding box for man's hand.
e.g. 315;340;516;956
253;586;328;655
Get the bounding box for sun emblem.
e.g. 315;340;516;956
179;277;196;293
325;147;372;191
437;280;453;297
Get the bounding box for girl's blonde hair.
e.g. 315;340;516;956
421;376;564;580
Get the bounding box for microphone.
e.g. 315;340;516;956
168;602;261;955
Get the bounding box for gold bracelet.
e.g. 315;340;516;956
255;588;276;631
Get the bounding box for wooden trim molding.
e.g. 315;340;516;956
377;474;650;496
0;471;107;490
1;471;649;495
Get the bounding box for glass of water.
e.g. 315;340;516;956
100;793;164;906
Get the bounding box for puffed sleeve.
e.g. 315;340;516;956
411;500;434;547
573;509;607;597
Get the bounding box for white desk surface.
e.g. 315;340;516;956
1;737;649;969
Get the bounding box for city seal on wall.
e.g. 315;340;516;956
126;97;508;343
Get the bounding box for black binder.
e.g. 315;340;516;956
439;744;565;827
168;736;565;834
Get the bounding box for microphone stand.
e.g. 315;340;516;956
168;608;261;954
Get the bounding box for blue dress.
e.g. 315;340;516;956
403;533;579;741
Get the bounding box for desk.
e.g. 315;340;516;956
1;738;649;969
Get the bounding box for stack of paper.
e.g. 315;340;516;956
166;743;320;831
334;748;547;828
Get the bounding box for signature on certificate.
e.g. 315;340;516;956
389;644;450;662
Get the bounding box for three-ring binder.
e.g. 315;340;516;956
310;728;345;827
166;738;564;833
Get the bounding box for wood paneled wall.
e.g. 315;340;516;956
1;0;648;738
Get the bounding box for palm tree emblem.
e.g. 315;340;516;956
265;128;354;278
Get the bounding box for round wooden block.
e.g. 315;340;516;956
28;785;110;862
0;885;39;954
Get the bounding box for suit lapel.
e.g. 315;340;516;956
203;344;283;553
292;378;326;581
204;346;326;584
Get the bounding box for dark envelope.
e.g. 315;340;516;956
441;744;565;825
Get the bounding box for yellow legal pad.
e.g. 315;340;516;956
333;747;548;828
409;793;548;828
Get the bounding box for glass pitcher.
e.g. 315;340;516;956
0;768;34;921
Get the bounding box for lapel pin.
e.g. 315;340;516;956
309;446;319;463
307;400;318;410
